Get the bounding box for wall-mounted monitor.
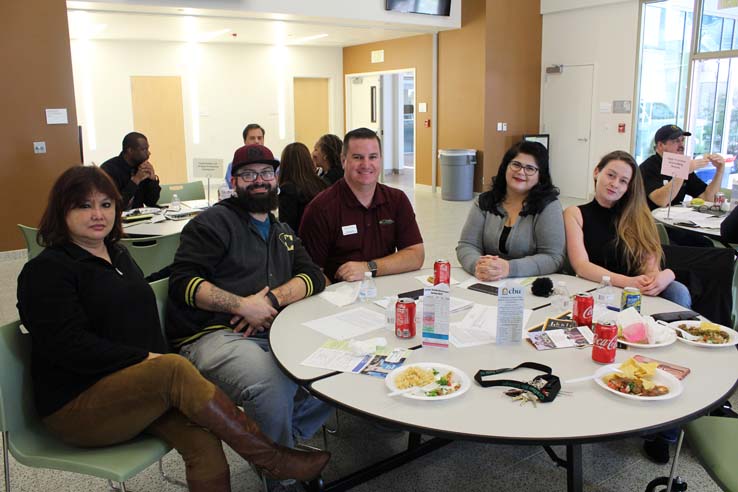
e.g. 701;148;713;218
523;134;550;149
385;0;452;16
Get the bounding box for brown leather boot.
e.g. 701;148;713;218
193;389;330;481
187;471;232;492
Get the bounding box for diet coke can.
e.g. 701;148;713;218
395;298;417;339
572;293;594;327
592;321;618;364
434;260;451;285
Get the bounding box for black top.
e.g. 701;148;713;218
278;182;312;232
578;199;636;277
640;153;707;210
499;226;512;254
100;153;161;210
321;166;344;186
16;242;166;417
721;205;738;243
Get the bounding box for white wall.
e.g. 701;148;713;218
70;39;343;180
541;0;634;15
541;0;639;197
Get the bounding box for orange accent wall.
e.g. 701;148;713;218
439;0;486;190
343;35;434;186
484;0;542;184
0;0;79;251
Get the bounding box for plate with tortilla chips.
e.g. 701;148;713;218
593;358;682;401
669;320;738;347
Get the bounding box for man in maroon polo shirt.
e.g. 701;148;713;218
299;127;424;283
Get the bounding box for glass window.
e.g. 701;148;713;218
634;1;694;163
699;0;738;53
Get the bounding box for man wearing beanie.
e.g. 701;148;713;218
166;144;332;490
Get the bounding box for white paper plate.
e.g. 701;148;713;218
669;320;738;348
617;329;677;348
593;364;682;401
385;363;471;401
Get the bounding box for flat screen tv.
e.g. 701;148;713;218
523;134;550;149
385;0;451;16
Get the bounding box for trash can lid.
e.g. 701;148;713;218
438;149;477;157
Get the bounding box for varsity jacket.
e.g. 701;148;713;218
166;197;325;347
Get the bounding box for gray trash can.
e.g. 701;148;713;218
439;149;477;201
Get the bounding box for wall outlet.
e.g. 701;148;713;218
33;141;46;154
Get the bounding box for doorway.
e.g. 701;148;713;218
542;64;594;199
345;69;415;190
294;77;329;149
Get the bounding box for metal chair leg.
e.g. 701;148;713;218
158;458;187;487
323;409;339;435
3;431;10;492
666;429;685;491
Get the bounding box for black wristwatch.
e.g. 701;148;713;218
367;260;378;277
266;291;280;310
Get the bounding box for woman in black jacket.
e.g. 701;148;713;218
16;166;329;492
312;134;344;185
279;142;328;231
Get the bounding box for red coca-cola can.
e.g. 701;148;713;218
395;298;416;339
572;293;594;327
592;321;618;364
434;259;451;285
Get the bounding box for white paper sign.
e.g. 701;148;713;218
45;108;68;125
422;283;450;348
193;158;224;178
496;281;525;344
661;152;691;180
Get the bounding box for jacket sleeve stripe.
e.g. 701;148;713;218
296;273;313;298
185;277;205;307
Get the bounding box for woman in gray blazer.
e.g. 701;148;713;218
456;140;565;281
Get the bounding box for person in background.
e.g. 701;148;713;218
16;166;329;492
225;123;266;188
278;142;327;232
720;204;738;243
100;132;160;210
312;134;344;185
300;127;424;283
640;124;724;246
456;141;564;280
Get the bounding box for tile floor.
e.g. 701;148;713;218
1;176;733;491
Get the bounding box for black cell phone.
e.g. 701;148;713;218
467;283;499;296
651;310;700;323
397;288;425;300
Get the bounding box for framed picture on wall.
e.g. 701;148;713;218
523;134;550;149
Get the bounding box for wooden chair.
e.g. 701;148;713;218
158;182;206;205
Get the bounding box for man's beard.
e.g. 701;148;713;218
235;183;279;213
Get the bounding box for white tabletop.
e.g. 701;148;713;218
271;268;738;445
652;205;724;238
122;217;191;236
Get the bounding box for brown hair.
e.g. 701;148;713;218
279;142;327;200
595;150;662;273
38;166;124;247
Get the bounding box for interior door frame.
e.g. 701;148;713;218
540;63;595;199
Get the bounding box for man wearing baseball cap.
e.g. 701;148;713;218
640;124;725;246
166;143;332;489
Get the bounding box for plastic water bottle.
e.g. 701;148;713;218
218;181;232;201
593;275;616;323
358;272;377;302
385;296;397;330
552;281;571;313
169;193;181;212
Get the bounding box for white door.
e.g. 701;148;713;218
542;65;594;199
348;75;381;133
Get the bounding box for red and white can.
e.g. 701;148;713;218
592;321;618;364
572;293;594;327
433;259;451;285
395;298;417;339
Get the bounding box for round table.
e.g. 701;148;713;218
652;206;725;242
269;268;738;492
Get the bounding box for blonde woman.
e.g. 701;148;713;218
564;150;690;306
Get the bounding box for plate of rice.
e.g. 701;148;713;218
385;363;471;401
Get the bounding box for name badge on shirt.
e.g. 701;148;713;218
342;224;358;236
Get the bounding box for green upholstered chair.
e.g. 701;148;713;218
119;233;181;278
17;225;44;260
0;320;173;492
656;222;670;245
158;181;206;205
685;416;738;491
149;277;171;350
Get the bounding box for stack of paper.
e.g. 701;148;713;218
302;307;385;340
450;304;532;348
